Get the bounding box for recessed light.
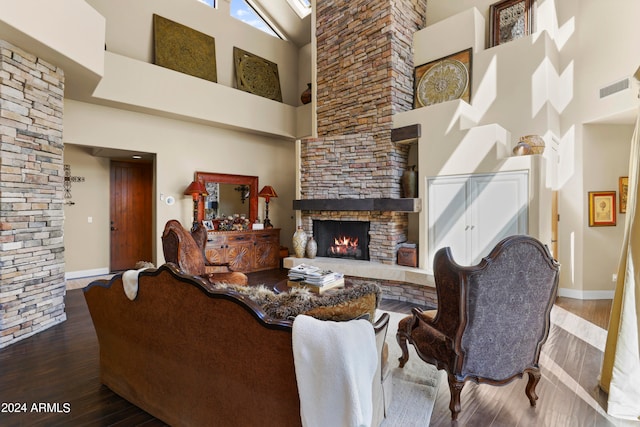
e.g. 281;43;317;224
132;155;142;159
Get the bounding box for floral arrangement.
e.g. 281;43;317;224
217;214;251;231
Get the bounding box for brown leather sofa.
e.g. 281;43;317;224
83;264;391;427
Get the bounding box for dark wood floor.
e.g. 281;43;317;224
0;269;618;426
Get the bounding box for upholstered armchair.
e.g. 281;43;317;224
161;220;248;286
397;235;560;420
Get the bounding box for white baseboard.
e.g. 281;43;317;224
65;268;110;280
557;288;615;300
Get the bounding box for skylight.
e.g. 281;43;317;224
286;0;311;19
231;0;281;39
197;0;215;7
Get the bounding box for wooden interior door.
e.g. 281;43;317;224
110;160;153;271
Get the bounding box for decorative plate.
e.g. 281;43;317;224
416;59;469;107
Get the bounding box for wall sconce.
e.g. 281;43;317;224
258;185;278;228
184;181;208;231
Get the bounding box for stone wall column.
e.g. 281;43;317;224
300;0;426;264
0;40;66;348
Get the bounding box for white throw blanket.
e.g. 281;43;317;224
292;315;377;427
122;268;150;300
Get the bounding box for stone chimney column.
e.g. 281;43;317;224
0;40;66;348
298;0;426;264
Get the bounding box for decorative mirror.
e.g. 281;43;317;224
195;171;258;225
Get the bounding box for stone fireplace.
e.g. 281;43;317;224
288;0;437;307
313;220;370;260
295;0;427;266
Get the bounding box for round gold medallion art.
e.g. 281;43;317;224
416;59;469;107
238;56;280;101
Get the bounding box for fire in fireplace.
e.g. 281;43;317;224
330;235;360;257
313;220;370;260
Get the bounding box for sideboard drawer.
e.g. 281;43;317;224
227;234;252;243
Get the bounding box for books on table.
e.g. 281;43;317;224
287;264;345;294
287;277;345;294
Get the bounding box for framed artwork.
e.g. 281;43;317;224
413;48;472;109
153;14;217;83
233;47;283;102
619;177;628;214
489;0;533;47
588;191;616;227
202;220;214;231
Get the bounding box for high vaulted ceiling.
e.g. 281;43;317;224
252;0;311;47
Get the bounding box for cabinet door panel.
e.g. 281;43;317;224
428;172;528;269
255;241;279;270
254;231;279;270
428;176;470;268
226;242;253;272
469;172;528;264
205;247;227;265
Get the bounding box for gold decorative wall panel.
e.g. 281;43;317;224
233;47;282;102
153;14;217;83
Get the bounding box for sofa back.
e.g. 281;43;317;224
84;264;302;427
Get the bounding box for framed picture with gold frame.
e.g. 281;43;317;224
588;191;616;227
489;0;533;47
413;48;472;109
619;177;628;214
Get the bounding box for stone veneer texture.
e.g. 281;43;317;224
300;0;426;263
348;277;437;308
0;40;66;348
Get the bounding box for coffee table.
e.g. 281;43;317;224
273;278;350;294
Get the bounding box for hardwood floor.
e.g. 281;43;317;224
0;269;628;426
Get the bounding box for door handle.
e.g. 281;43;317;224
111;226;117;231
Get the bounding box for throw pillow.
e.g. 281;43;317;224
211;282;380;322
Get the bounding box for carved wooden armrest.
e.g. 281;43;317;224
410;307;450;344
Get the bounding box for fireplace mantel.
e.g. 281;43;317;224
293;198;421;212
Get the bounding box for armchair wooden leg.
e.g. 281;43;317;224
447;374;464;420
396;330;410;368
525;370;541;406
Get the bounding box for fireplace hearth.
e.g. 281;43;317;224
313;220;370;261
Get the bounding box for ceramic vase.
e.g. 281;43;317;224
300;83;312;105
512;141;532;156
402;165;417;198
292;226;308;258
306;236;317;259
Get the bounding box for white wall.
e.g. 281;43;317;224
405;0;638;296
63;144;111;275
581;125;632;292
63;100;297;274
87;0;301;106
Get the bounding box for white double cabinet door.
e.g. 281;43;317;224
427;171;528;269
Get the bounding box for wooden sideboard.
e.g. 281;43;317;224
205;228;280;273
